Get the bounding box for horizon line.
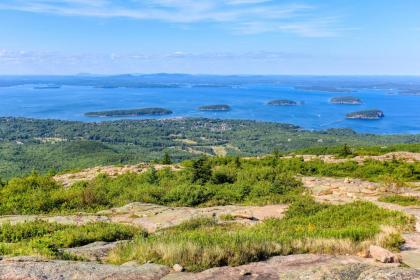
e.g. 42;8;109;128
1;73;420;77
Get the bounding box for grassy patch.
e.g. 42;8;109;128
108;200;414;271
379;195;420;206
0;221;145;258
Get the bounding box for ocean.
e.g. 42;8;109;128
0;76;419;134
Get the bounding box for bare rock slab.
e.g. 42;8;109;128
62;241;128;261
0;259;171;280
161;254;418;280
0;203;288;233
98;203;288;232
1;255;419;280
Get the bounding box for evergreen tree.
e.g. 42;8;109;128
339;144;352;157
162;152;172;165
234;156;241;168
191;156;212;185
146;166;159;184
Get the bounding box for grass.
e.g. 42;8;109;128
108;199;414;272
0;221;145;258
379;195;420;206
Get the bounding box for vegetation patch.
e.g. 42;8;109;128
0;155;418;215
1;117;419;179
0;221;144;258
295;143;420;156
379;195;420;206
108;200;413;271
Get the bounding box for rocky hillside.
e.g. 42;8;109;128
0;152;419;279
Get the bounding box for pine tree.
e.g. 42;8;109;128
340;144;352;157
234;156;241;168
191;156;212;185
147;166;159;184
162;152;172;165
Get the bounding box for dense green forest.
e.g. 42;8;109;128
0;117;419;179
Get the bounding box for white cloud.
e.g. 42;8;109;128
0;49;305;63
0;49;311;74
0;0;345;37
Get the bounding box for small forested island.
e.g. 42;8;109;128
85;107;173;117
198;104;231;111
330;96;362;105
346;110;384;120
268;99;301;106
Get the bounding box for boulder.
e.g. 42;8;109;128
369;245;400;263
172;264;183;272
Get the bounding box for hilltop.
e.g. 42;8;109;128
0;148;419;278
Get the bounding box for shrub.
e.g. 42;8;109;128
0;221;145;258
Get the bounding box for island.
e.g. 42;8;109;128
198;105;231;111
400;90;420;96
268;99;301;106
330;96;362;105
85;108;173;117
296;86;353;93
33;85;61;89
346;110;384;120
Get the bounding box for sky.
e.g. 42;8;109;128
0;0;419;75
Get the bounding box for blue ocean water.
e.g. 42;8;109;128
0;82;419;134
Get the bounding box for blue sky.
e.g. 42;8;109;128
0;0;419;75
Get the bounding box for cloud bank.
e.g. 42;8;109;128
0;0;344;37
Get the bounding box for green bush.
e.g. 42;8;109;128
0;221;145;258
